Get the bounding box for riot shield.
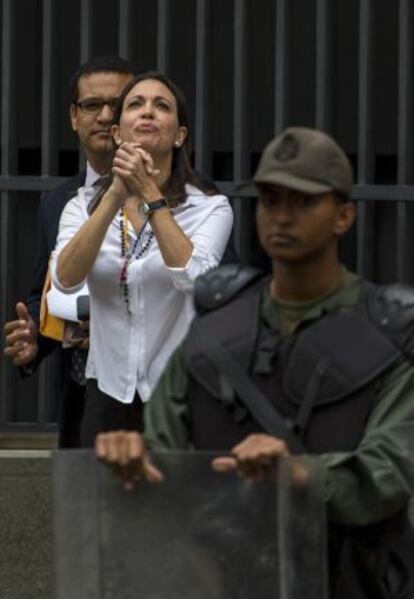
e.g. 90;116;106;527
54;450;327;599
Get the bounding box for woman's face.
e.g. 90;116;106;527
112;79;188;157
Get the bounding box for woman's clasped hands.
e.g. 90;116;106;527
111;141;161;206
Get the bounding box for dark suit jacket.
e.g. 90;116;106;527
25;171;86;447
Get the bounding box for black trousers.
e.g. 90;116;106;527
80;379;144;448
59;377;86;448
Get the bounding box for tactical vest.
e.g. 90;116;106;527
183;275;414;454
185;267;414;598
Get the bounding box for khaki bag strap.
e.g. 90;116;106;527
39;263;65;342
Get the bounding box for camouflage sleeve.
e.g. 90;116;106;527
302;360;414;525
144;346;192;451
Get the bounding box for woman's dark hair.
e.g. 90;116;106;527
89;71;215;214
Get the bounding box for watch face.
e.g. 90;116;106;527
139;203;150;218
139;198;168;218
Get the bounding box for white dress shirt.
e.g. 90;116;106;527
51;184;233;403
84;162;102;188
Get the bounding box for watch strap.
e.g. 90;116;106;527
145;197;169;215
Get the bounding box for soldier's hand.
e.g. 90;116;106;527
95;430;164;490
3;302;38;366
212;434;310;486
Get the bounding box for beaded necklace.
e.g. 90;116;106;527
119;207;154;314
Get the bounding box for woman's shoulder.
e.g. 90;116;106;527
66;185;97;207
60;186;95;221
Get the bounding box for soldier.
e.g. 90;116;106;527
96;127;414;598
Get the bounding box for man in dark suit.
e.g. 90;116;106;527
3;55;135;447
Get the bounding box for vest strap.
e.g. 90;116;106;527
190;319;306;454
285;309;401;407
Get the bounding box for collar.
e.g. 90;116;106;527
263;268;361;333
167;183;212;215
84;162;106;188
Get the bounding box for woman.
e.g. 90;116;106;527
51;72;233;446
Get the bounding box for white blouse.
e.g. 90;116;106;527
50;184;233;403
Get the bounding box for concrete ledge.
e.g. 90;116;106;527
0;453;53;599
0;432;58;450
0;449;52;458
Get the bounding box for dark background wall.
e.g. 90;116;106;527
1;0;413;431
4;0;406;171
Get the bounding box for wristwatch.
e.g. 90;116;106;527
140;197;169;218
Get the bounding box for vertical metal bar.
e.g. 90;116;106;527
233;0;250;263
79;0;93;171
157;0;170;73
0;0;17;425
38;0;59;425
119;0;132;59
80;0;93;63
41;0;57;176
194;0;211;174
233;0;248;180
315;0;332;131
0;0;16;175
274;0;289;134
357;0;375;278
396;0;413;283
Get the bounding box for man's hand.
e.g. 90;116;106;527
64;320;89;350
77;320;89;350
95;430;164;490
3;302;38;366
212;433;310;487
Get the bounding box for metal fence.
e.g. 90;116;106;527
1;0;414;431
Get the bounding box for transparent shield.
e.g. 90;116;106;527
54;450;327;599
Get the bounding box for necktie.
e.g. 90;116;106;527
70;347;87;386
87;175;110;214
70;175;107;382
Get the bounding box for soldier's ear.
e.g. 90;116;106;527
333;200;356;236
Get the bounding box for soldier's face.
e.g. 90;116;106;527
256;185;355;264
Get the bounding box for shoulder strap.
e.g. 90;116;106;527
190;319;306;454
194;264;264;315
360;280;414;357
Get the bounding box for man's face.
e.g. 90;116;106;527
256;184;355;264
70;71;132;158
